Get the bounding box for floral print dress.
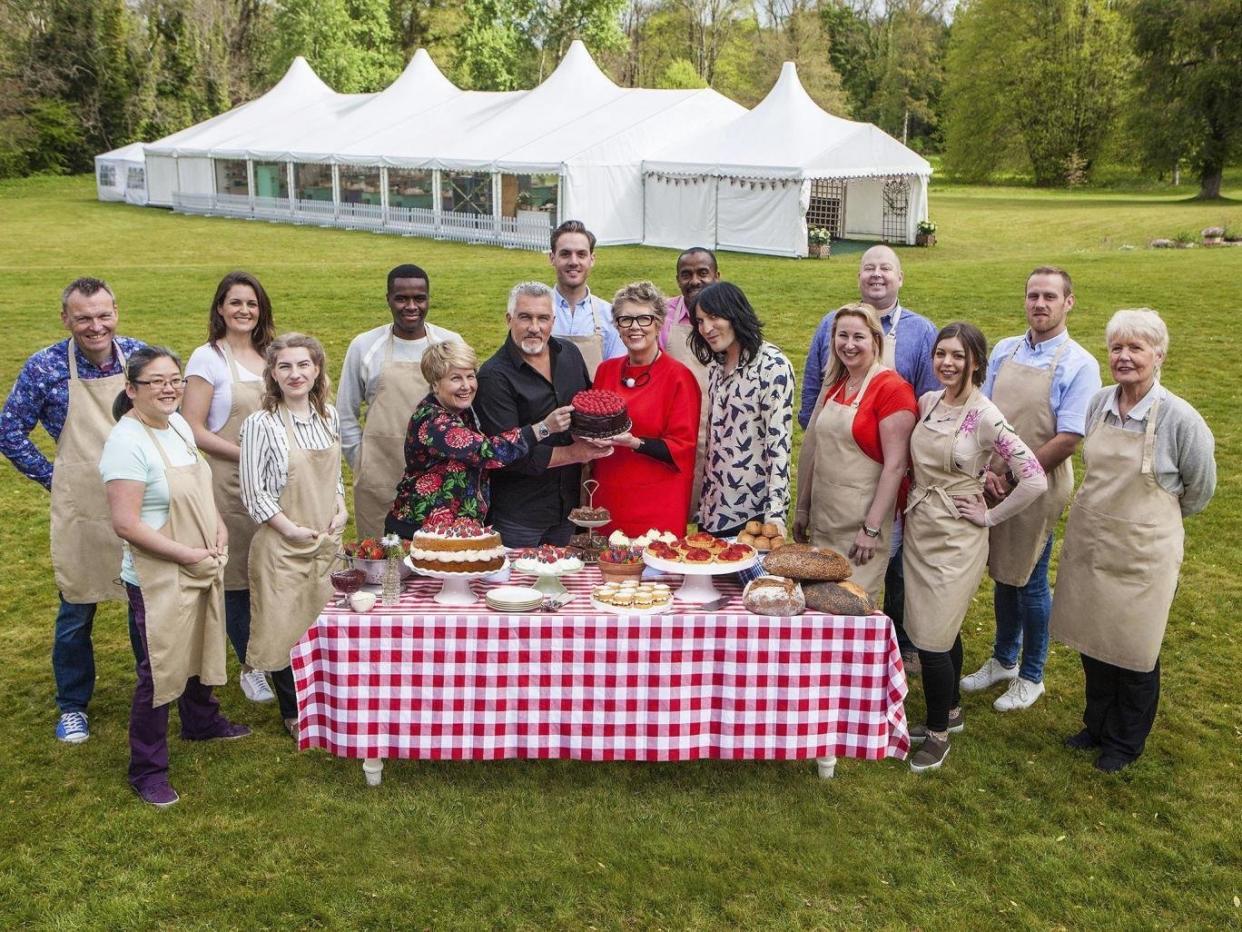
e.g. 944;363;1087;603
388;395;530;528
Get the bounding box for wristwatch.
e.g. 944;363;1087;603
861;523;881;539
533;421;551;441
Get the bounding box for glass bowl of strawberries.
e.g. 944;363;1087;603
342;537;414;585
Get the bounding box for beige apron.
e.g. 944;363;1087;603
881;307;902;369
902;390;989;652
1049;398;1181;672
353;329;436;538
206;343;264;590
562;297;605;380
129;420;228;707
51;342;126;604
808;365;891;599
665;313;710;519
988;341;1074;586
247;406;342;672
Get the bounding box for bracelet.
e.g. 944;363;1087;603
861;523;881;538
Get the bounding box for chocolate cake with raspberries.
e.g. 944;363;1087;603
570;389;631;438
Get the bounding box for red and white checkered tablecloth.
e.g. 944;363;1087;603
291;569;909;762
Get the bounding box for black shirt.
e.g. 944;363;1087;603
476;334;591;527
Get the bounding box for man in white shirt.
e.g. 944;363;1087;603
337;264;462;537
548;220;625;378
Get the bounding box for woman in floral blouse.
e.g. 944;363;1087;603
903;322;1047;773
689;282;795;536
385;341;572;536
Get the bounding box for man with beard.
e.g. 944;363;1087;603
476;282;611;547
658;246;719;519
338;264;462;538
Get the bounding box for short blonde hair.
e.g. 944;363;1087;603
824;302;884;388
1105;308;1168;358
421;340;479;385
612;280;668;323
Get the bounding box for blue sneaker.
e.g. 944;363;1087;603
56;711;90;744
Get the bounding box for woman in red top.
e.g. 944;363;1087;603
592;282;702;536
794;302;917;600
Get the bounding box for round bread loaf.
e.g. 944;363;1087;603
743;575;805;616
803;580;875;615
762;543;851;581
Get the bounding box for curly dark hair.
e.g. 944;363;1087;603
933;322;988;393
688;281;764;368
208;271;275;354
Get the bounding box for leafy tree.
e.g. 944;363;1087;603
271;0;400;91
820;0;876;118
870;0;947;149
943;0;1130;185
658;57;708;87
1127;0;1242;200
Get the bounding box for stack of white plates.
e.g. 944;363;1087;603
485;586;543;612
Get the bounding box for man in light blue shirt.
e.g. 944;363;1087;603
962;266;1101;712
799;244;938;670
548;219;625;378
799;244;938;429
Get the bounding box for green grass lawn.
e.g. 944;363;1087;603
0;175;1239;929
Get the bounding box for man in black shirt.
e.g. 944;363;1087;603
476;281;611;547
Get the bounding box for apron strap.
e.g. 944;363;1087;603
137;417;195;471
829;363;882;409
220;341;245;383
589;297;603;337
886;306;903;339
67;342;79;380
1141;394;1161;475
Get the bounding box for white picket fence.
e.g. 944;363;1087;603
171;193;551;251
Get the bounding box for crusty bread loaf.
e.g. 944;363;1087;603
743;575;805;616
803;580;875;615
762;544;851;581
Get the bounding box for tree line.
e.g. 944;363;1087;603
1;0;1237;197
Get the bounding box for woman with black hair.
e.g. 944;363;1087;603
902;323;1046;773
100;346;249;807
689;281;795;537
182;271;277;704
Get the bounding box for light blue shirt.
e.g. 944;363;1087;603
551;288;626;363
982;330;1101;436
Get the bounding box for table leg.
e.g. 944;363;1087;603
362;758;384;787
816;756;837;780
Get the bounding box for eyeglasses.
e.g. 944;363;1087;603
133;377;186;390
615;314;656;329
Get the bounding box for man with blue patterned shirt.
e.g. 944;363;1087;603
961;266;1101;711
0;278;144;743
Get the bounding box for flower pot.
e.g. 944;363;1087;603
598;560;644;584
916;232;936;247
350;556;414;586
808;243;829;259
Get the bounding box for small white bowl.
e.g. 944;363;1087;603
349;591;378;613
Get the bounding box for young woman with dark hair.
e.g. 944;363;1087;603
101;345;249;807
690;282;794;536
902;323;1047;773
182;271;277;703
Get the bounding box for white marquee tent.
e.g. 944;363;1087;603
643;62;932;256
119;44;928;255
94;142;148;205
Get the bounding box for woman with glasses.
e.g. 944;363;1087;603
182;271;276;705
590;281;702;536
100;346;249;807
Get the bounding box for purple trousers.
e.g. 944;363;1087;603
125;583;230;791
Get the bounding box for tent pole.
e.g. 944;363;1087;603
332;164;341;224
246;159;255;215
432;170;442;238
380;167;389;229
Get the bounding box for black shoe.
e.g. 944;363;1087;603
1094;753;1134;774
1064;729;1099;751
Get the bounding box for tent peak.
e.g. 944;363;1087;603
271;55;336;97
542;39;617;95
387;47;458;96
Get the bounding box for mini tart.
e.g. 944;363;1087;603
633;593;653;607
611;591;635;606
683;547;713;562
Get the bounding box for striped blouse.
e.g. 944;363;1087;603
239;405;345;524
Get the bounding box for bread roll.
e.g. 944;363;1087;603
761;522;780;538
737;532;756;545
754;535;770;550
769;537;786;551
762;545;851;581
743;575;805;616
745;520;763;535
803;580;875;615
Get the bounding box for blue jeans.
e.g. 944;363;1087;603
490;514;574;549
53;594;98;714
224;589;250;665
993;535;1053;683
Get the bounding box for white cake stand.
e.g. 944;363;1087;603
512;561;584;598
641;551;758;603
404;557;507;606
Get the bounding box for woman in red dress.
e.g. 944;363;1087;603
591;282;702;536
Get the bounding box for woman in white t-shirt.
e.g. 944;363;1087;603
100;346;250;808
182;271;275;704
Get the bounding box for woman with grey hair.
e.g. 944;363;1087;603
1050;308;1216;773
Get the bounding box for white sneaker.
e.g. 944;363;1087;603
960;657;1018;693
239;668;275;703
993;676;1045;712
